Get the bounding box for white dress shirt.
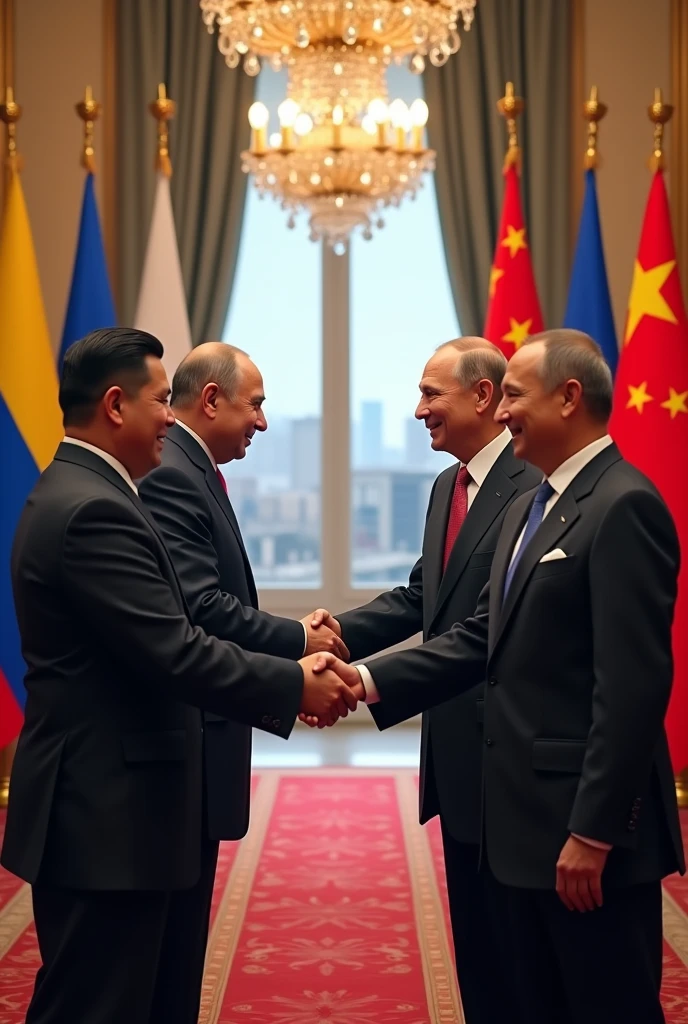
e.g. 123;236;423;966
62;436;138;494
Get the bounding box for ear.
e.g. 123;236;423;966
474;378;494;413
103;386;125;427
201;382;220;418
560;378;583;418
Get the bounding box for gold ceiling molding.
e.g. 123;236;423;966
671;0;688;300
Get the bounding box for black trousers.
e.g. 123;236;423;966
26;840;220;1024
504;879;665;1024
440;822;521;1024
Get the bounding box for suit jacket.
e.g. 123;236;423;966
1;443;303;891
138;423;304;841
337;442;540;843
364;444;685;890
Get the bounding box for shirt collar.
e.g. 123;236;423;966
547;435;613;497
174;418;218;472
62;437;138;494
464;427;512;487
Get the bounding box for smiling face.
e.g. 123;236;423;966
104;355;174;478
210;353;267;464
495;342;568;474
415;347;498;462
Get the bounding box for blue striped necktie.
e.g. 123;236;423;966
503;480;555;597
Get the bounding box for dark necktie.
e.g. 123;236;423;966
443;465;471;572
503;480;555;597
216;468;228;495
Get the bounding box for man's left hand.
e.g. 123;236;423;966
556;835;609;912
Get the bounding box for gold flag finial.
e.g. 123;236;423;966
648;86;673;172
0;86;23;170
148;81;176;177
582;85;608;170
76;85;102;174
497;82;524;171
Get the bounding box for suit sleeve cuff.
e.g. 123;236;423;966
301;622;308;657
356;664;380;703
572;833;612;851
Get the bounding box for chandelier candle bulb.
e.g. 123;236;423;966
248;101;269;154
332;105;344;148
409;97;428;150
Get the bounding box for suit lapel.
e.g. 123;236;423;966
430;463;517;630
423;464;457;606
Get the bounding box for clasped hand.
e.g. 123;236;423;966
297;651;364;727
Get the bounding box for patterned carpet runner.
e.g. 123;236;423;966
1;769;688;1023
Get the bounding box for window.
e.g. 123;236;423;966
223;70;322;589
224;65;459;609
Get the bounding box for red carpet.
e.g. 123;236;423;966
1;770;688;1023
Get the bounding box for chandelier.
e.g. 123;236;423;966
201;0;476;249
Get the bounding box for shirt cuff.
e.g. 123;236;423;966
301;622;308;657
572;833;612;851
356;664;380;704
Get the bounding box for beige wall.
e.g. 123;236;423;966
7;0;675;350
15;0;105;350
583;0;671;338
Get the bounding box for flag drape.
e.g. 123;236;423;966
483;164;544;356
0;171;62;746
59;173;116;369
135;173;192;382
564;168;618;375
609;170;688;772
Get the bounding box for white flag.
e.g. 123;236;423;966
135;173;192;381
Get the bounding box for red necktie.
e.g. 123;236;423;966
443;465;470;571
216;468;228;495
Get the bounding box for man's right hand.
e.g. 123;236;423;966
298;653;360;727
300;615;350;661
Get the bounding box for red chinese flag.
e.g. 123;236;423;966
483;164;544;356
610;170;688;772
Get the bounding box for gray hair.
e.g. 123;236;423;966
524;329;613;423
437;337;507;396
171;343;248;407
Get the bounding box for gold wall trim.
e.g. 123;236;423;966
103;0;119;310
569;0;585;262
672;0;688;298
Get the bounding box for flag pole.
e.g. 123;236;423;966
497;81;524;172
583;85;607;170
150;81;175;178
76;84;101;174
0;84;21;809
649;86;688;807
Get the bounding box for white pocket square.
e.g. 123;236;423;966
539;548;568;563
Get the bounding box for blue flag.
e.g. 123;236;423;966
563;169;618;376
59;173;116;369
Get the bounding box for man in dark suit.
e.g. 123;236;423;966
324;330;685;1024
1;328;358;1024
138;341;349;1024
308;337;539;1023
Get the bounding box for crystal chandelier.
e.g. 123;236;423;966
200;0;477;78
243;95;434;250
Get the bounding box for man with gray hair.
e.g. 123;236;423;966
138;341;349;1024
324;329;684;1023
308;336;540;1023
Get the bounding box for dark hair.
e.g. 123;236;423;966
60;328;164;427
524;329;613;423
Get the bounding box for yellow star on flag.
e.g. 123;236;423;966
501;225;528;259
489;267;505;298
661;387;688;420
626;381;654;413
624;259;678;344
502;318;532;350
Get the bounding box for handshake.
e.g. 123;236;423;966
296;608;363;727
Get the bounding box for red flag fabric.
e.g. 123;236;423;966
609;170;688;772
483;164;544;356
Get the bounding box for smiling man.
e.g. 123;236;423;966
308;336;539;1024
138;341;349;1024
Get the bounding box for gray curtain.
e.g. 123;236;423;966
116;0;255;341
424;0;571;335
